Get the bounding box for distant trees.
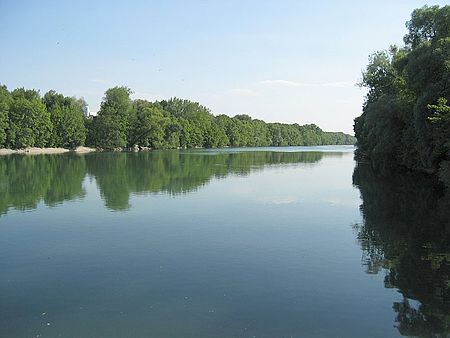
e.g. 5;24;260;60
8;88;52;148
129;99;170;148
89;86;133;149
355;5;450;185
0;85;356;151
0;86;86;149
43;90;86;148
0;86;11;147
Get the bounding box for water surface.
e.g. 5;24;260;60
0;146;448;337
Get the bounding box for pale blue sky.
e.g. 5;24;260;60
0;1;447;133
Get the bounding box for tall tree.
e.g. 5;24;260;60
0;85;11;147
354;5;450;182
8;88;52;148
43;90;86;148
129;100;169;148
94;86;132;149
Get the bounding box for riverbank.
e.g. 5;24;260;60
0;146;97;156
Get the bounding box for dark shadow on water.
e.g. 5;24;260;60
353;162;450;337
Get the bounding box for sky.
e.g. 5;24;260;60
0;0;448;134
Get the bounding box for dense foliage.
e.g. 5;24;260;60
354;5;450;184
87;90;356;149
0;85;86;149
0;85;355;150
354;7;450;331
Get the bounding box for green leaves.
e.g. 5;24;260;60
428;97;450;123
0;84;355;151
428;98;450;174
404;5;450;48
354;5;450;182
94;86;133;149
43;90;86;148
8;89;52;148
0;85;11;147
129;101;169;148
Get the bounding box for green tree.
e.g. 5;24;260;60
160;98;219;148
0;85;11;147
354;5;450;180
94;86;132;149
1;86;356;150
129;100;170;149
404;5;450;48
43;90;86;148
8;88;52;148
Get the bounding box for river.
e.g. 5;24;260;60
1;146;448;337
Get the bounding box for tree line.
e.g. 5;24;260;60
354;5;450;187
0;85;355;151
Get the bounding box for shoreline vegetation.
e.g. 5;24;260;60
354;5;449;188
0;144;352;156
0;85;356;155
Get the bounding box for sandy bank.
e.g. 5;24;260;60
0;149;17;155
73;146;97;153
0;147;98;156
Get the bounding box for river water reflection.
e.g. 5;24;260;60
0;146;448;337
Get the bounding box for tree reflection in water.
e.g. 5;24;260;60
353;163;450;337
0;150;335;214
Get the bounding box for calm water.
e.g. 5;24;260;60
0;146;449;337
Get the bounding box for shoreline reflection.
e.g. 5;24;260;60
353;163;450;337
0;150;344;214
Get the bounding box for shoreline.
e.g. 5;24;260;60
0;144;356;156
0;146;98;156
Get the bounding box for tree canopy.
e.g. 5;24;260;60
0;85;356;150
355;5;450;187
